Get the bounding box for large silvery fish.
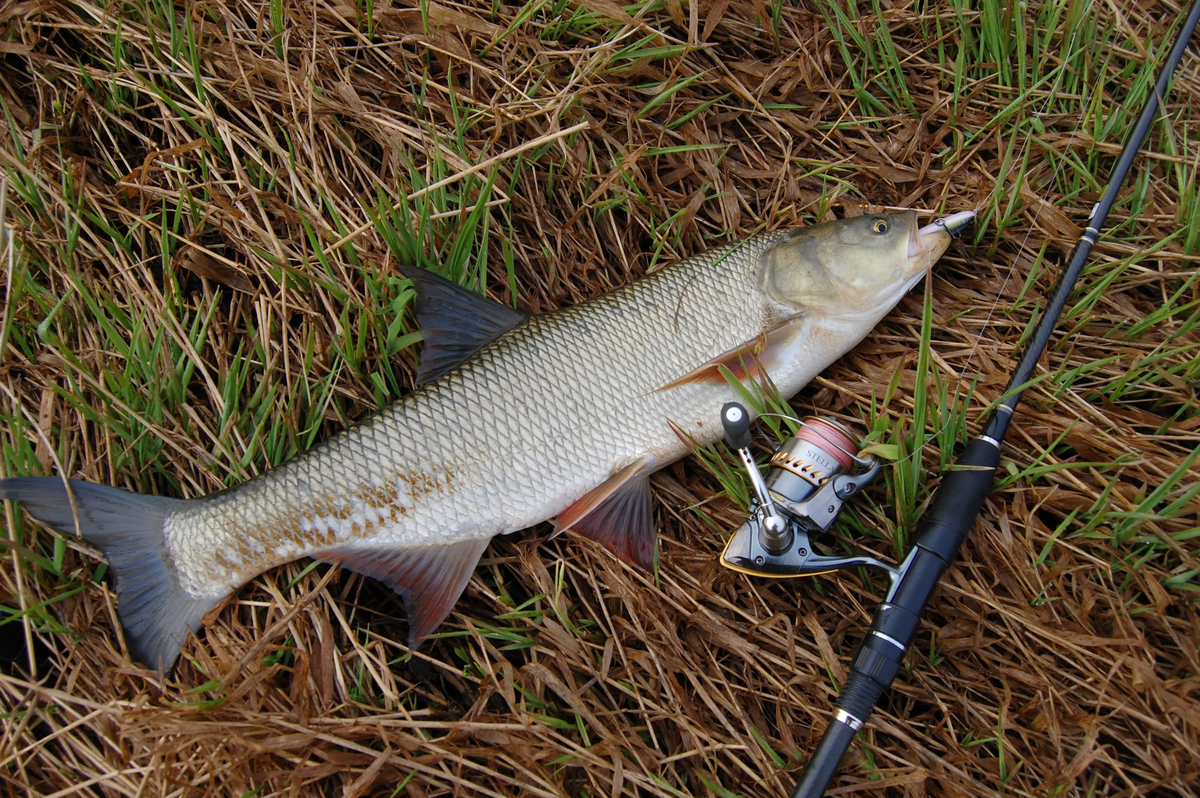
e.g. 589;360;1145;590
0;209;972;669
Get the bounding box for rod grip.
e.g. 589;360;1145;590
912;438;1001;563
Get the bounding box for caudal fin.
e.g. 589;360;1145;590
0;477;215;670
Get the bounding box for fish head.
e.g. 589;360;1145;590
762;210;972;321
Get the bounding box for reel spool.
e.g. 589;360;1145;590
718;403;899;585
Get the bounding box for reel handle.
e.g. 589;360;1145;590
720;403;790;546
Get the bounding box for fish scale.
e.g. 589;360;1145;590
0;210;962;668
168;232;784;598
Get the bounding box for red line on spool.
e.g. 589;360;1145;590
795;419;856;470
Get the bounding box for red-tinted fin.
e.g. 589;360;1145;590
399;266;527;384
656;316;806;392
656;343;759;390
553;459;656;569
317;537;491;646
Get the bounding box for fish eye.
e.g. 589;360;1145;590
872;218;889;234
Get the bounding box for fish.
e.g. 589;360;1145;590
0;208;973;670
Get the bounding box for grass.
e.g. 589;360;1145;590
1;0;1199;796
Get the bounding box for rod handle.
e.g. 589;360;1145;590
790;711;862;798
912;438;1001;562
788;438;1000;796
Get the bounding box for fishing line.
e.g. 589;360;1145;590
929;0;1186;452
878;6;1096;471
964;21;1090;351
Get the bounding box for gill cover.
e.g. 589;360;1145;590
761;211;947;319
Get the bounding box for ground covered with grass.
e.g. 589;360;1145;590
1;0;1198;795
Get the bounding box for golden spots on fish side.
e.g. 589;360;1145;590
412;471;438;499
392;466;459;504
308;497;331;524
350;477;401;508
257;521;278;546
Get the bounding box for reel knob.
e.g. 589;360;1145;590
721;403;752;450
720;402;790;546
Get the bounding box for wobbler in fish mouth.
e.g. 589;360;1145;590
0;208;973;670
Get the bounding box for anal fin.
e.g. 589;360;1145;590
553;459;656;569
399;267;527;384
317;537;491;646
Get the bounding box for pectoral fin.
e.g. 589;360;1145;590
400;267;527;384
656;315;806;391
553;458;656;569
317;537;491;646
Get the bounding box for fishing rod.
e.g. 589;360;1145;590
716;4;1200;795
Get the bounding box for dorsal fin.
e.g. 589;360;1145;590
400;267;527;384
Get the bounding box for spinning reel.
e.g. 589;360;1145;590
718;403;901;588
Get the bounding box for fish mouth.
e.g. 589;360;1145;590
909;210;976;262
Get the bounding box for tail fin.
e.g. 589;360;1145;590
0;477;216;670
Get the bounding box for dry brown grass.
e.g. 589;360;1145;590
1;0;1198;796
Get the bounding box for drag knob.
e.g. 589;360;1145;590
721;403;752;450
